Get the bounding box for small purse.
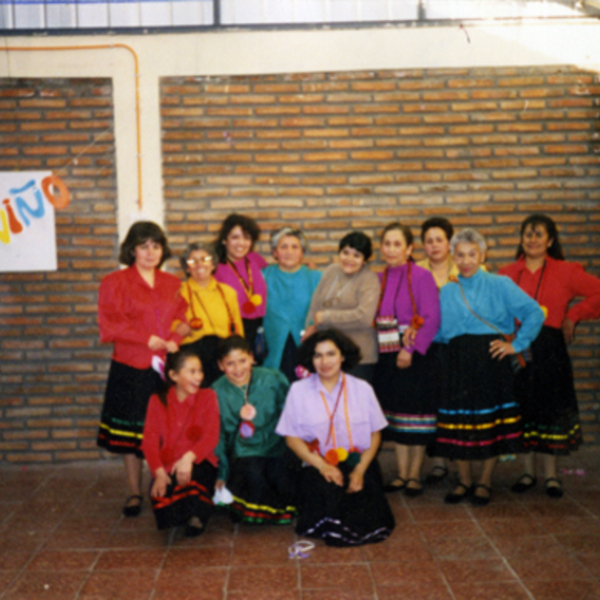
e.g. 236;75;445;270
375;316;401;353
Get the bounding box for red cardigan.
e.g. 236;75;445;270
98;266;187;369
142;387;220;476
499;256;600;329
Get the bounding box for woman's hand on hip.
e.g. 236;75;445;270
562;317;575;344
489;339;515;360
396;348;413;369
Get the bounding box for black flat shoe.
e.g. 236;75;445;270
471;484;492;507
511;474;537;494
384;478;407;493
184;516;205;538
544;477;564;499
444;482;473;505
424;465;449;485
404;478;424;498
122;494;143;518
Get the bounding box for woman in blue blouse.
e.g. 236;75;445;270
263;227;322;382
435;229;544;506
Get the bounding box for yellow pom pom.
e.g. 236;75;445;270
336;448;348;462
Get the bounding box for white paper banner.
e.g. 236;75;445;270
0;171;70;273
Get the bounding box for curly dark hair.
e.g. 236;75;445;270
420;217;454;243
118;221;171;268
515;213;564;261
215;214;261;263
297;329;362;373
157;348;202;406
216;334;253;362
338;231;373;261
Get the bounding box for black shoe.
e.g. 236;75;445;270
424;465;449;485
471;484;492;507
404;479;424;498
384;478;407;493
184;516;205;538
511;474;537;494
122;494;143;518
544;477;564;499
444;482;473;505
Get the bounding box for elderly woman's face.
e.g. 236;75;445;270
274;235;304;272
454;242;483;279
339;246;365;276
187;249;214;285
381;229;412;268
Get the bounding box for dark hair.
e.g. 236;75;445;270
297;329;362;373
338;231;372;261
118;221;171;267
421;217;454;243
515;214;564;260
157;349;202;406
215;213;261;263
216;334;253;362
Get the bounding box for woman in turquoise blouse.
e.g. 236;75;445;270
263;227;322;382
435;229;544;506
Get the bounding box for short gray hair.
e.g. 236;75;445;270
180;242;219;275
270;227;308;253
450;228;487;255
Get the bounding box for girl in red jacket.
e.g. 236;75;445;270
142;349;220;537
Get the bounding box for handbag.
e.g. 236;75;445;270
456;280;531;374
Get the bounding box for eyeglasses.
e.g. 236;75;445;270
186;256;213;266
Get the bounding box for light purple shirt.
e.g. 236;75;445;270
377;263;441;355
276;372;388;454
214;251;268;319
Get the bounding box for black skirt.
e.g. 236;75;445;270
180;335;222;388
433;334;522;461
151;461;217;530
227;455;297;525
515;326;582;455
375;345;442;446
296;460;394;547
97;360;161;458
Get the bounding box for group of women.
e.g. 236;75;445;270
97;210;600;545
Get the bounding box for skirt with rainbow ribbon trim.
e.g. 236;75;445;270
433;334;523;461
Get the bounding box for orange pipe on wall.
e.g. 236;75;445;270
0;43;143;210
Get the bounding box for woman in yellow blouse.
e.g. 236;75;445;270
178;242;244;387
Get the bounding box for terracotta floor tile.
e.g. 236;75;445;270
154;566;227;598
525;499;589;519
438;557;517;583
425;535;500;561
524;579;600;600
417;520;482;541
370;560;444;586
470;503;532;520
42;529;113;551
27;550;99;571
376;582;452;600
228;565;298;593
300;544;364;565
94;548;167;570
509;553;594;581
0;571;19;595
232;542;292;565
556;534;600;556
107;529;171;549
4;569;89;599
302;591;375;600
228;592;301;600
300;564;372;591
0;551;35;571
78;569;156;600
537;517;600;536
478;516;547;537
163;547;231;568
361;539;434;563
450;581;531;600
577;556;600;580
491;534;567;559
408;503;473;522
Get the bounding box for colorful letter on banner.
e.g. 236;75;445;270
0;171;70;273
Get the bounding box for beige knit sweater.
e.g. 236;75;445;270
305;263;380;364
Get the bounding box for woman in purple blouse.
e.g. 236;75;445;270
213;214;268;357
373;222;441;497
276;329;394;547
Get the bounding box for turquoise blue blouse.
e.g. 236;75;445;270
438;269;544;353
262;264;322;372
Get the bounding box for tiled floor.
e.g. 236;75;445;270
1;448;600;599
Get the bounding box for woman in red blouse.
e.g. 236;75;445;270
499;214;600;497
97;221;188;517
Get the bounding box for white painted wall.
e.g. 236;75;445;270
1;21;599;238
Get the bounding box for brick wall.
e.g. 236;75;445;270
162;66;600;444
1;66;599;465
0;78;117;463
